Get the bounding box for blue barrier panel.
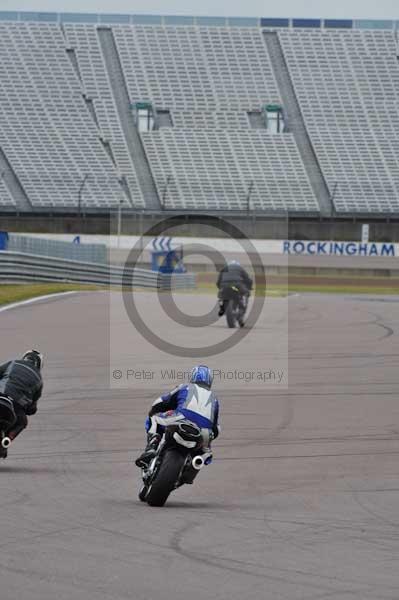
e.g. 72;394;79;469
228;17;259;27
0;12;19;21
60;12;98;23
151;250;186;274
324;19;352;29
132;14;162;24
293;18;321;28
164;15;195;25
261;17;289;27
0;232;9;250
196;16;227;26
354;19;393;30
99;13;130;23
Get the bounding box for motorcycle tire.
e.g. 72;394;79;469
146;449;186;507
225;299;236;328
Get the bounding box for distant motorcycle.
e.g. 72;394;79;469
0;396;16;459
139;421;212;507
218;285;247;328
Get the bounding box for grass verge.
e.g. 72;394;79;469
283;284;399;295
0;279;397;308
195;280;398;296
0;283;101;307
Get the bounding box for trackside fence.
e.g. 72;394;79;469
0;251;196;290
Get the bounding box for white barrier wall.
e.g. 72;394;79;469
15;234;399;257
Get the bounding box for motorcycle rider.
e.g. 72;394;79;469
0;350;43;459
216;260;253;319
135;365;220;470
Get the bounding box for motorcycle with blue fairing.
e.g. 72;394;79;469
139;421;212;507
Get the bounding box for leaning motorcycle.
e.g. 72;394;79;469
0;396;16;459
139;421;212;507
219;285;247;328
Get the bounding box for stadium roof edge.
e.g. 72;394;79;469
0;12;398;29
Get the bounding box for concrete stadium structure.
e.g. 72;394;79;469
1;12;399;220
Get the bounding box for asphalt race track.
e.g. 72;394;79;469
1;291;398;600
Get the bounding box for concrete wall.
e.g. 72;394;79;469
1;213;399;241
108;248;399;278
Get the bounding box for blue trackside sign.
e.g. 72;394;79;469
283;241;396;257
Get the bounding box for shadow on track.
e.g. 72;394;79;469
0;465;62;475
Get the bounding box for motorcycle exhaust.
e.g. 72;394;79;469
192;455;205;470
1;437;11;449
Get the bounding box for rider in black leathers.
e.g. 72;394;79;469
0;350;43;459
216;260;253;318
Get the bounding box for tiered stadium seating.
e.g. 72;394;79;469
1;17;398;214
114;25;281;109
142;129;318;211
115;25;316;211
170;110;251;130
278;29;399;213
64;24;145;207
0;22;122;208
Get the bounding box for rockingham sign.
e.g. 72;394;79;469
283;240;397;257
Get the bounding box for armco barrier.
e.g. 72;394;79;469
0;252;196;290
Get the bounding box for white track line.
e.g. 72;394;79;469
0;291;78;314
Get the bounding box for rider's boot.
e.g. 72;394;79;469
135;433;161;468
218;301;225;317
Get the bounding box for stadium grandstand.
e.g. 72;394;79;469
1;11;399;221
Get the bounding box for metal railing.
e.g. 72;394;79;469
7;234;107;264
0;251;196;289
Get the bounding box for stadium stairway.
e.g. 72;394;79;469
263;31;333;217
97;27;160;210
0;147;32;211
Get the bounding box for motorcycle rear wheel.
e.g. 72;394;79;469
146;449;186;507
225;299;236;328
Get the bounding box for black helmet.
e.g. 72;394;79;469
22;349;43;371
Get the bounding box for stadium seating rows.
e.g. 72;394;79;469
142;129;318;211
114;25;281;110
279;29;399;213
169;110;251;130
64;24;145;208
0;23;124;209
0;21;398;213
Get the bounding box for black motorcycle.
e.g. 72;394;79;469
218;285;247;328
139;421;212;507
0;396;16;459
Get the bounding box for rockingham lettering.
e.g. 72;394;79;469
283;241;396;257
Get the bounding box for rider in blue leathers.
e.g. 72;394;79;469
135;365;220;468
